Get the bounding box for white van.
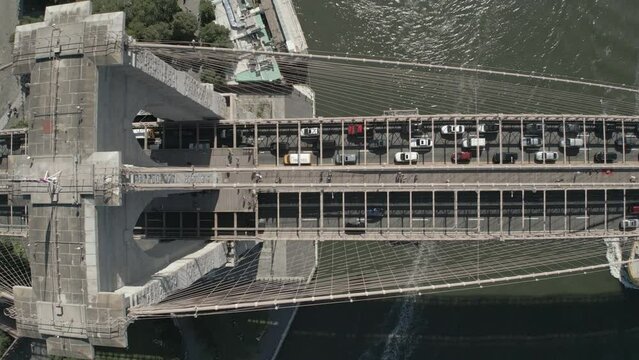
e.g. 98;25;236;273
284;152;312;165
461;137;486;149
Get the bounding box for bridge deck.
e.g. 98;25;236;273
129;188;639;241
134;115;639;169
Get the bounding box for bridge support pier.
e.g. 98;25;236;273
256;240;317;282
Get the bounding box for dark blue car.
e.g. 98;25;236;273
367;207;385;219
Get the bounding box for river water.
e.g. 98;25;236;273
116;2;639;359
274;1;639;359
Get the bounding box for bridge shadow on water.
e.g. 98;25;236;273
277;272;639;360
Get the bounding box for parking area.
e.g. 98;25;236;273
147;118;639;167
257;189;639;235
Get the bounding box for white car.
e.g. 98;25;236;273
620;218;639;230
441;125;465;135
410;137;433;148
394;152;418;164
560;138;584;148
461;137;486;149
522;137;541;148
300;127;320;138
534;151;559;162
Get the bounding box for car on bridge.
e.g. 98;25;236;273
615;136;639;152
368;139;387;153
345;218;366;234
560;138;584;148
620;218;639;230
401;122;426;136
334;152;358;165
394;152;418;164
269;142;289;155
451;151;472;163
410;137;433;149
461;137;486;149
283;152;312;165
534;151;559;162
347;124;374;137
522;136;541;148
300;127;320;139
478;123;499;133
492;152;518;164
525;123;544;135
595;122;616;137
367;207;385;219
441;125;465;135
593;151;617;163
559;123;582;135
313;140;337;155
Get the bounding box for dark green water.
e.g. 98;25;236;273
117;2;639;359
275;1;639;359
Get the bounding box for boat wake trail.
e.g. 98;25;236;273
361;242;432;360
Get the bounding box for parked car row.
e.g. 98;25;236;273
452;151;560;164
262;121;637;143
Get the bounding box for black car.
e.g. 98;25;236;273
345;218;366;234
314;140;336;150
401;122;426;136
479;123;499;133
269;142;289;155
367;207;385;219
313;140;337;156
524;123;544;135
368;139;387;153
492;152;518;164
593;151;618;163
595;122;616;137
560;123;582;135
615;136;639;152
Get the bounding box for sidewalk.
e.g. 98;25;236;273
0;0;20;131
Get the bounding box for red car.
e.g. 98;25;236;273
347;124;373;137
451;151;472;163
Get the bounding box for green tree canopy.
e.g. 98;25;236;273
172;11;199;42
141;22;173;41
91;0;130;16
130;0;179;26
199;0;216;25
199;22;232;47
0;331;10;356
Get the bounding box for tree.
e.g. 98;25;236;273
141;22;172;41
130;0;179;26
199;0;216;25
199;22;232;47
91;0;129;15
201;68;227;87
0;331;10;356
172;11;198;42
19;15;44;25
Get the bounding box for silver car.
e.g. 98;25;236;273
522;137;541;148
534;151;559;162
334;152;358;165
620;218;639;230
300;127;320;138
410;137;433;148
441;125;465;134
560;138;584;148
